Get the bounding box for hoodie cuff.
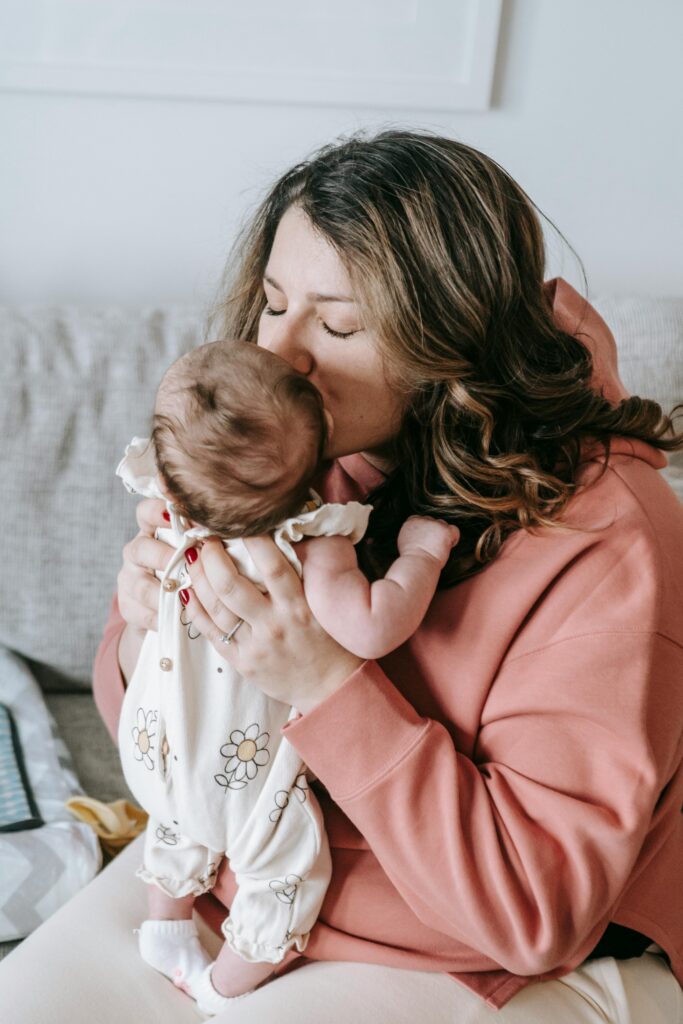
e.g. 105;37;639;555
282;660;430;802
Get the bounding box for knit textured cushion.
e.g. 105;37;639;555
593;294;683;500
0;306;205;688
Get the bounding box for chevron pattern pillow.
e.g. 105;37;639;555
0;648;101;942
0;704;42;833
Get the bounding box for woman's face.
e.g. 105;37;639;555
257;205;405;463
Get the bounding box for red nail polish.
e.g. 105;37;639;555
179;589;189;605
162;510;171;522
185;547;198;564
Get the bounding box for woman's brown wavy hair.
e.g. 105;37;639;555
209;129;683;585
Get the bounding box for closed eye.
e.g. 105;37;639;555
322;323;358;339
264;305;358;339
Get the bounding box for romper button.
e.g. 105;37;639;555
163;579;178;593
159;657;173;672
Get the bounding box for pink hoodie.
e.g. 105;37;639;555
93;280;683;1010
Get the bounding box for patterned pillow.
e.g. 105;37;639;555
0;704;42;832
0;647;101;941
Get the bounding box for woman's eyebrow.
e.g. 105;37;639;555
263;273;355;304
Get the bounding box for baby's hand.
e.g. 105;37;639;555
397;516;460;566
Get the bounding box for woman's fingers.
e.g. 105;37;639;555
117;518;173;633
117;555;161;632
180;581;243;636
119;563;161;611
124;534;174;575
118;593;158;633
188;538;268;627
242;536;304;603
181;538;306;656
136;497;168;536
180;586;250;653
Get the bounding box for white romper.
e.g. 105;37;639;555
116;438;371;965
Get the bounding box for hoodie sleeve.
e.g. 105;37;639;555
281;620;682;977
544;277;629;406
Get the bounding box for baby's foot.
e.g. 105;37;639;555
192;962;250;1016
397;516;460;564
137;918;212;995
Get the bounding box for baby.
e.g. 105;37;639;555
116;339;457;1015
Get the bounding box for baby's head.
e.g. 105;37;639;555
151;340;328;536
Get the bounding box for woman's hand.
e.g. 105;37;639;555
180;536;365;714
117;497;175;634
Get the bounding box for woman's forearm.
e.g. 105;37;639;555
92;594;133;743
282;643;667;977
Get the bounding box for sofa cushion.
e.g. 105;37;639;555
44;692;133;804
0;306;205;688
593;294;683;500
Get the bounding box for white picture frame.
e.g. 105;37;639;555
0;0;502;112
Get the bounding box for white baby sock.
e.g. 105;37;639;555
137;918;212;994
192;962;248;1016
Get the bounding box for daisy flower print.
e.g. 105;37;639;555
214;723;270;792
132;707;158;771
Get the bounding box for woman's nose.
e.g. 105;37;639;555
262;316;313;375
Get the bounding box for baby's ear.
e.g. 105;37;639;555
323;409;334;439
155;472;173;501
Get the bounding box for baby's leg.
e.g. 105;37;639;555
192;944;301;1016
135;819;223;994
211;940;281;997
148;884;194;920
138;885;212;994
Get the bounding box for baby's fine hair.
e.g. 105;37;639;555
151;340;327;537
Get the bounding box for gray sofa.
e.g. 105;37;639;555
0;295;681;961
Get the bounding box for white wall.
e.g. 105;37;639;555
1;0;681;306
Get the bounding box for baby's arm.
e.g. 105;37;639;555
301;516;459;660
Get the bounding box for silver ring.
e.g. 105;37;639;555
220;619;244;646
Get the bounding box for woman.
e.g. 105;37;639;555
5;130;682;1022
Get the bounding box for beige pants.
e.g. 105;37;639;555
0;836;680;1024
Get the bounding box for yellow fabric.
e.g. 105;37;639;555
65;796;148;858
